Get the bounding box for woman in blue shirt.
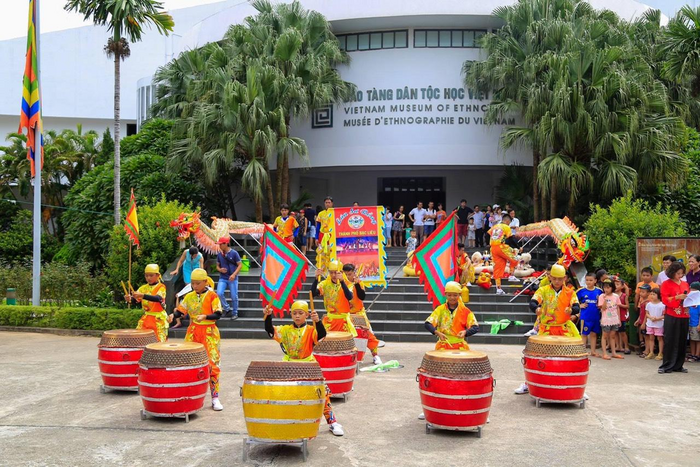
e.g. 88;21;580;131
174;246;204;284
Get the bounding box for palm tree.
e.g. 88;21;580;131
64;0;174;225
662;6;700;97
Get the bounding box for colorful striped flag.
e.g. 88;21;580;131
260;224;309;317
412;211;458;307
19;0;42;178
124;189;140;247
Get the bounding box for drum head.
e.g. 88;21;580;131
324;331;353;341
419;350;492;377
245;361;324;381
424;349;488;362
102;329;155;338
99;329;157;348
527;335;583;346
140;342;209;368
145;342;204;353
524;334;587;357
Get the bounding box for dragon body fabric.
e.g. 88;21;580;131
514;217;589;268
170;212;266;254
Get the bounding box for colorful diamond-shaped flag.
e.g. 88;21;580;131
412;211;458;307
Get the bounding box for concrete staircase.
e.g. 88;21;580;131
170;247;534;345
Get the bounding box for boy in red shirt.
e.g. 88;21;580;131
634;284;651;357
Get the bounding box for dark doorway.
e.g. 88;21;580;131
377;177;446;220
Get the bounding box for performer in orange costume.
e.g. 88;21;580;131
342;263;382;365
273;203;299;243
126;264;168;342
263;300;345;436
530;264;581;337
489;213;521;295
171;268;224;411
424;281;479;350
311;260;357;336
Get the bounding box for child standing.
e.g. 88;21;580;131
467;218;476;248
597;279;623;360
644;288;665;361
686;282;700;361
273;204;299;243
614;276;631;354
635;267;658;308
577;272;603;357
634;284;651;357
406;229;418;255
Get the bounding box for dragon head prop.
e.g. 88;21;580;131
169;212;202;242
557;231;589;268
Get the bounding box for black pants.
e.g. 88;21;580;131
659;314;689;372
475;228;484;247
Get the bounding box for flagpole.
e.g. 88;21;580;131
31;0;41;306
128;243;132;309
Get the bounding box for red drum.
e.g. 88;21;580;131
417;350;494;437
522;335;589;408
138;342;210;422
351;314;370;362
313;331;357;400
98;329;157;392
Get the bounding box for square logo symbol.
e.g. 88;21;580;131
312;105;333;128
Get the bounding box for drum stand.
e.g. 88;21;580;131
100;384;138;394
140;409;198;423
242;438;309;462
425;423;483;438
533;397;586;409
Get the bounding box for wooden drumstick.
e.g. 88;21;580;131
309;290;315;313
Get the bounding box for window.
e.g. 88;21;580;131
414;29;487;48
337;30;409;52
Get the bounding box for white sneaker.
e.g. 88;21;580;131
496;288;506;295
212;398;223;411
466;282;472;286
583;393;590;401
508;275;520;282
377;340;386;348
514;383;529;395
418;413;425;420
373;355;382;365
329;422;344;436
524;328;537;337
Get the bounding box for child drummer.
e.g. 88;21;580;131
263;300;345;436
169;268;224;411
125;264;168;342
424;281;479;350
310;260;356;335
342;263;382;365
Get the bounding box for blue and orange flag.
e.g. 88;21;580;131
124;189;140;247
412;211;458;307
19;0;42;178
260;224;309;317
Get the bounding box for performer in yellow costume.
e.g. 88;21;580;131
489;213;521;295
263;300;345;436
530;264;581;337
273;203;299;243
457;243;475;286
126;264;168;342
171;268;224;411
424;281;479;350
342;263;382;365
311;260;356;336
316;197;334;273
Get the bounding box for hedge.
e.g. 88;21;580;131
0;306;143;330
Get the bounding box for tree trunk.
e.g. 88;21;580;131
254;198;263;223
113;50;121;225
532;150;540;222
264;165;275;221
282;152;290;205
275;153;283;211
550;182;557;219
226;184;237;220
568;195;576;220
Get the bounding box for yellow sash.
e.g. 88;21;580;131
283;354;316;362
326;312;357;337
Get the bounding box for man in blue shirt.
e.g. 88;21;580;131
216;236;242;319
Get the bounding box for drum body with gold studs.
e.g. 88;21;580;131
138;342;210;419
241;361;326;442
351;314;370;362
417;350;494;434
522;335;589;406
313;331;357;398
98;329;157;392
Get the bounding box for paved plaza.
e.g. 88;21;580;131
1;331;698;466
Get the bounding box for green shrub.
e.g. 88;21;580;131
0;306;142;330
584;193;687;283
106;197;189;300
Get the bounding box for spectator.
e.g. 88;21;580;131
635;267;658;309
384;208;393;247
467;218;476;248
509;209;520;233
688;281;700;362
409;201;427;245
595;269;609;288
635;284;651;357
484;205;494;244
353;201;359;207
216;236;242;319
598;279;623;360
645;288;665;361
686;255;700;284
435;203;447;228
577;272;602;357
424;201;437;238
493;205;503;224
614;276;631;354
392;206;406;247
304;203;316;253
315;205;323;241
658;261;690;373
454;199;473;245
656;255;685;285
472;205;485;248
406;229;418;255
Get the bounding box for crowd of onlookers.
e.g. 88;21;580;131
387;199;520;249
